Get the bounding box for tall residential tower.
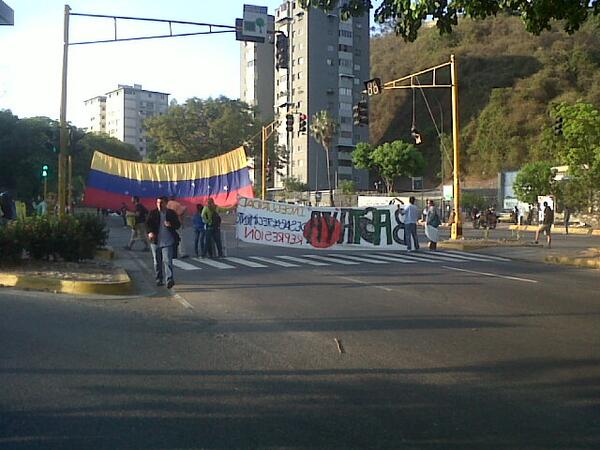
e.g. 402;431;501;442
84;84;169;158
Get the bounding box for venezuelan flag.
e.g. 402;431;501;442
83;146;254;210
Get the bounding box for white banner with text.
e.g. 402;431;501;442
236;197;407;250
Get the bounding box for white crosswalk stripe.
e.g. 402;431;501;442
249;256;300;267
328;253;389;264
169;249;512;272
276;255;329;266
364;253;417;263
192;257;235;269
173;259;202;270
379;251;460;263
440;250;511;262
302;254;360;265
224;257;267;268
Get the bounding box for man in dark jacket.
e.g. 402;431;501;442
146;196;181;288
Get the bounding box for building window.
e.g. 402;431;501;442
339;87;352;96
354;78;360;85
326;58;333;66
327;45;334;52
339;58;351;67
339;30;352;38
340;131;353;138
354;64;361;71
339;159;353;167
297;57;304;65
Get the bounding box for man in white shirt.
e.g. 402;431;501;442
403;196;420;251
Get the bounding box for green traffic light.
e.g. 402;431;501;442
42;165;49;170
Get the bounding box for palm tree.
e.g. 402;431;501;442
310;110;338;206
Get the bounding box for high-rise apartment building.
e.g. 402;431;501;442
240;15;275;123
84;84;169;158
273;1;370;191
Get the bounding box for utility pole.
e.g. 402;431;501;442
58;4;70;218
261;120;278;200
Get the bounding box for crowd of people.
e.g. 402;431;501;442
120;195;224;289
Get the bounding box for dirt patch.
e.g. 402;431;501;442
0;259;120;282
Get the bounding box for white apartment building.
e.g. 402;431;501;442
84;84;169;158
273;1;370;191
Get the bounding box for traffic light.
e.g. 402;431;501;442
353;100;368;126
298;113;308;134
41;164;49;178
286;113;294;132
275;33;288;70
554;117;563;136
411;126;422;145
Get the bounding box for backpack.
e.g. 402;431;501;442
429;209;441;228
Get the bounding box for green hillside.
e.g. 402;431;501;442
369;14;600;182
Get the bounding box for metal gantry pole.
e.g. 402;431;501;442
450;54;462;239
58;4;71;217
261;126;267;200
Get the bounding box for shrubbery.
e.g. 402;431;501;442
0;214;108;263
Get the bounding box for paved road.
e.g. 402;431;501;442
1;219;599;449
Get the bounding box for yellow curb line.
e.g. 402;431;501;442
545;255;600;269
95;247;115;260
0;268;132;295
438;240;530;251
508;225;595;235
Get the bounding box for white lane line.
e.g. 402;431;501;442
249;256;300;267
327;253;389;264
435;252;495;262
277;255;329;266
173;259;202;270
302;254;360;265
380;252;460;263
441;250;511;262
224;257;267;268
442;266;538;283
364;253;417;264
171;292;194;309
337;275;394;292
192;257;235;269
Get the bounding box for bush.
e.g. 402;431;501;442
0;214;108;263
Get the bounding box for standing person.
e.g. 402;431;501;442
425;199;441;251
125;196;149;251
403;196;420;251
192;203;206;257
563;206;571;235
34;196;48;216
422;199;429;222
201;198;224;258
146;196;180;289
119;202;128;227
167;196;189;258
534;201;554;248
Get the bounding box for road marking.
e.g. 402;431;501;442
337;275;394;292
364;253;417;263
435;251;496;262
302;254;360;265
327;253;389;264
442;266;538;283
380;251;460;263
249;256;300;267
441;250;511;262
173;259;202;270
172;292;194;309
192;257;235;269
277;255;329;266
224;257;267;268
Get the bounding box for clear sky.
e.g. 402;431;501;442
0;0;285;127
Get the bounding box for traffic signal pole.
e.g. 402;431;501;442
261;120;278;200
365;55;463;239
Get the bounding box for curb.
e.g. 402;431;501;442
545;255;600;269
0;267;133;295
438;239;530;251
95;246;115;260
509;225;596;235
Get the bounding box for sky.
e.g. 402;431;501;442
0;0;286;127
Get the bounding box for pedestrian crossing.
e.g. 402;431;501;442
171;250;510;271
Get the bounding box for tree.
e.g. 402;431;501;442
309;110;338;206
552;102;600;211
513;161;558;204
144;96;261;163
282;177;310;193
353;140;425;194
338;179;357;195
301;0;600;42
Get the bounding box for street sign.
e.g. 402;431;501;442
443;184;453;201
238;4;268;43
364;78;382;96
412;177;423;191
0;1;14;26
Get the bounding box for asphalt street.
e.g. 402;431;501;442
1;219;599;449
